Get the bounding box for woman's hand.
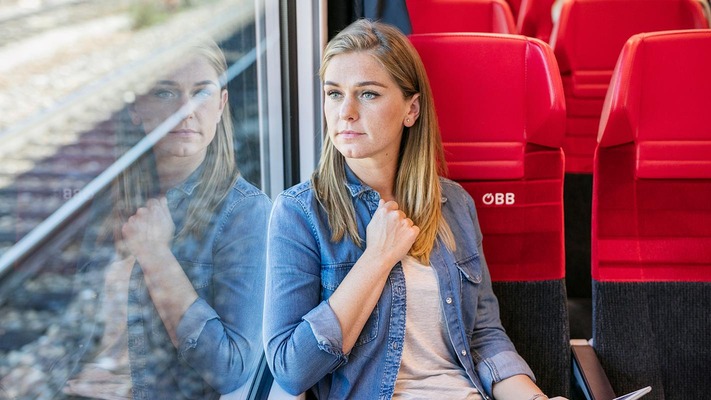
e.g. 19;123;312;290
364;199;420;267
120;197;196;347
326;199;419;353
121;197;174;260
493;375;569;400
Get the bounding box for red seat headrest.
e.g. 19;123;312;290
409;33;565;180
517;0;555;42
598;30;711;179
406;0;517;34
551;0;709;74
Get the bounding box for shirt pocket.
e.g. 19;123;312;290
455;254;483;335
321;262;379;347
179;260;214;300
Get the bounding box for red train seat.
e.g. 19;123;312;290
551;0;709;174
506;0;523;18
406;0;517;34
517;0;556;42
592;29;711;398
410;33;568;396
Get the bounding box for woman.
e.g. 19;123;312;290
66;39;271;399
264;20;566;400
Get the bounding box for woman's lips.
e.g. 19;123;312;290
338;130;364;139
170;129;198;136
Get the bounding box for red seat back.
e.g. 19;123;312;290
406;0;517;34
506;0;523;18
593;29;711;282
591;30;711;397
551;0;708;173
409;33;566;282
410;34;570;396
517;0;556;42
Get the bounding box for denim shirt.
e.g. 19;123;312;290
264;167;534;400
79;173;271;400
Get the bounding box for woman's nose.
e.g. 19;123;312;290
339;96;357;121
179;93;197;118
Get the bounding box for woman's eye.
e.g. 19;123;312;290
152;89;177;99
194;88;213;98
361;91;378;100
326;90;342;100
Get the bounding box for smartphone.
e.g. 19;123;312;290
613;386;652;400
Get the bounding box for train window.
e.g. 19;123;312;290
0;0;283;398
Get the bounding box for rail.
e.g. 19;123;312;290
0;0;259;280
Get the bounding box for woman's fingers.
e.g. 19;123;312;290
366;200;419;265
121;197;175;257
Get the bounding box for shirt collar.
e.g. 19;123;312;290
343;163;447;204
167;165;203;200
342;162;448;204
344;162;373;198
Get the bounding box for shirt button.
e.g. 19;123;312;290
461;349;467;356
446;297;453;304
392;342;399;350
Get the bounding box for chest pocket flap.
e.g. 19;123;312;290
321;262;379;347
455;255;483;284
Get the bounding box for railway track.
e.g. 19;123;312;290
0;0;131;48
0;113;117;400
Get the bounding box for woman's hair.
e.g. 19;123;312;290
110;38;237;246
313;19;454;263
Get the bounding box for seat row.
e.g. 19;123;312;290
407;0;710;173
406;0;711;302
409;29;711;399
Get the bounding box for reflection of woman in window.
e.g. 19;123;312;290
66;39;271;399
263;20;566;400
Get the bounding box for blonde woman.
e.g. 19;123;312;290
264;19;566;400
67;39;270;399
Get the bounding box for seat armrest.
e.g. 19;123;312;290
571;339;616;400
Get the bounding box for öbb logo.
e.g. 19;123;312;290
482;193;515;205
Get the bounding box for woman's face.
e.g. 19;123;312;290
323;51;419;167
131;56;227;162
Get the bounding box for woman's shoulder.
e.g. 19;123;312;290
438;176;478;212
279;180;314;199
230;176;269;197
439;176;468;199
222;176;272;211
271;180;323;219
220;176;268;203
439;176;461;188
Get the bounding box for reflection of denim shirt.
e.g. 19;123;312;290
81;173;271;400
264;167;534;400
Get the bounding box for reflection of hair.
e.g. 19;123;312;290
313;19;454;263
111;39;237;245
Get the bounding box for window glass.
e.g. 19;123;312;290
0;1;273;398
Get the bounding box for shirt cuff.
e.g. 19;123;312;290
302;300;348;362
476;350;536;397
176;297;219;357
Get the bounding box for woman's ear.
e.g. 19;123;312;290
404;93;421;127
218;89;228;122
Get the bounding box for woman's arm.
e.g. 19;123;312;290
328;199;418;352
121;197;196;347
264;196;417;395
493;374;568;400
122;192;272;393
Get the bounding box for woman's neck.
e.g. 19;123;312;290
155;155;205;194
346;158;397;202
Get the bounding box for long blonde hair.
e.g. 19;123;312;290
313;19;454;263
110;39;237;246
